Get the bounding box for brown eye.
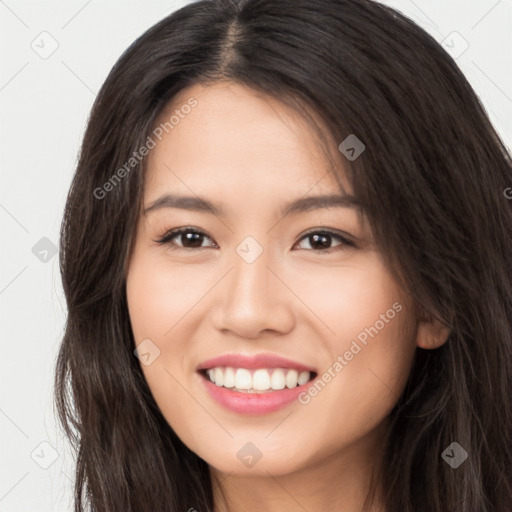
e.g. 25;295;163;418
156;228;217;249
295;230;355;252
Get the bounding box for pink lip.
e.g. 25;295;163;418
196;352;317;415
197;353;316;372
199;375;314;415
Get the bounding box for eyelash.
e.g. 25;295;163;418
154;226;356;253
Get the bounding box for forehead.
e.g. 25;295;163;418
144;81;351;203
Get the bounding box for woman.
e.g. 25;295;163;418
55;0;512;510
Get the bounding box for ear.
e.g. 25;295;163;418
416;310;451;349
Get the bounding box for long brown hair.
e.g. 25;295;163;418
55;0;512;510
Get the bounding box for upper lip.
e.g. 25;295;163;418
197;353;317;373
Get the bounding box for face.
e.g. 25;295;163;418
126;81;426;478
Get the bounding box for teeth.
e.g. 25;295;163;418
235;368;252;390
214;367;224;387
223;367;235;388
285;369;298;389
297;370;310;386
270;369;286;390
205;367;312;392
253;369;271;390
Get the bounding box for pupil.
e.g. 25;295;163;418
183;231;203;247
311;233;330;249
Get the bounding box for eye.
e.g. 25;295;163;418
155;227;217;249
293;229;355;252
155;227;355;252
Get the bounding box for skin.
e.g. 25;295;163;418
126;81;449;512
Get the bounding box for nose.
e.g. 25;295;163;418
210;245;295;339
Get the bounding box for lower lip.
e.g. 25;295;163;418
199;373;313;415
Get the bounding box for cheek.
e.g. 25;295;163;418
290;256;407;340
126;250;207;343
125;251;207;428
304;325;416;449
125;248;221;389
289;258;416;428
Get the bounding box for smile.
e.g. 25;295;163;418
203;367;313;393
196;353;318;414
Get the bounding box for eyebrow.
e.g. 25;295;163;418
143;193;363;217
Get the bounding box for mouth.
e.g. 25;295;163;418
196;353;318;414
198;367;318;393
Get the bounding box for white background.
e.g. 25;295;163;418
1;1;511;510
